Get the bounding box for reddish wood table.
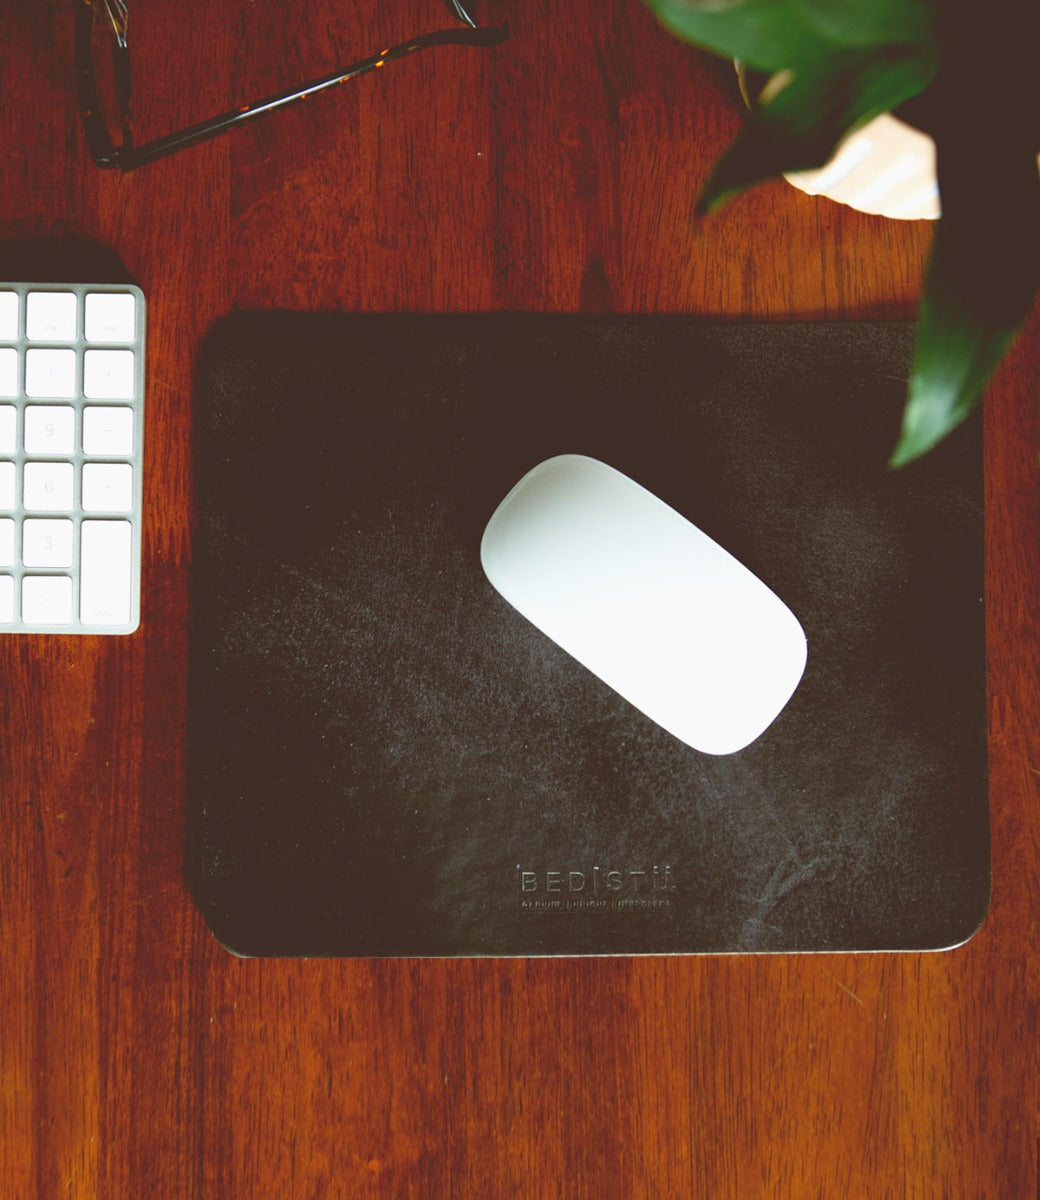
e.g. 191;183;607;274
2;3;1037;1195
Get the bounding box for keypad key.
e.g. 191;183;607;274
0;291;18;340
23;462;75;511
84;349;135;399
0;462;15;510
81;520;133;626
23;518;75;569
25;348;76;398
0;575;14;623
82;462;133;513
26;291;78;342
22;575;74;624
83;406;134;456
24;405;76;455
85;292;136;343
0;518;14;567
0;349;17;398
0;405;16;453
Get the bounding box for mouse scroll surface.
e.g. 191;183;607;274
480;455;807;755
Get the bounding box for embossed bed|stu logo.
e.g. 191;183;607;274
516;864;676;913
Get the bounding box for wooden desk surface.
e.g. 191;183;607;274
2;3;1037;1195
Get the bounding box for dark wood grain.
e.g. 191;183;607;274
2;2;1037;1196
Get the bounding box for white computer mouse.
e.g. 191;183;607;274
480;454;807;755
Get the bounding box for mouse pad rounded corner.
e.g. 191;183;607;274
188;315;988;958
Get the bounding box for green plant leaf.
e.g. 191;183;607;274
798;0;934;52
645;0;1038;466
644;0;933;73
888;0;1040;465
645;0;835;71
696;47;935;213
889;140;1040;467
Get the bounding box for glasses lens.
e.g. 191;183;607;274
86;6;132;149
448;0;478;27
101;0;128;46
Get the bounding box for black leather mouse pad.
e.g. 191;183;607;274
188;315;988;957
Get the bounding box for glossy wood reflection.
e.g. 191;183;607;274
1;2;1037;1197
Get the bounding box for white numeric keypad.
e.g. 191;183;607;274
0;282;144;633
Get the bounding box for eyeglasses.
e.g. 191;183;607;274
75;0;508;171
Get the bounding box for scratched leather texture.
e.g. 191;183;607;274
188;315;988;957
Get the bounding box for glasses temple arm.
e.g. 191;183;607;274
87;22;507;171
